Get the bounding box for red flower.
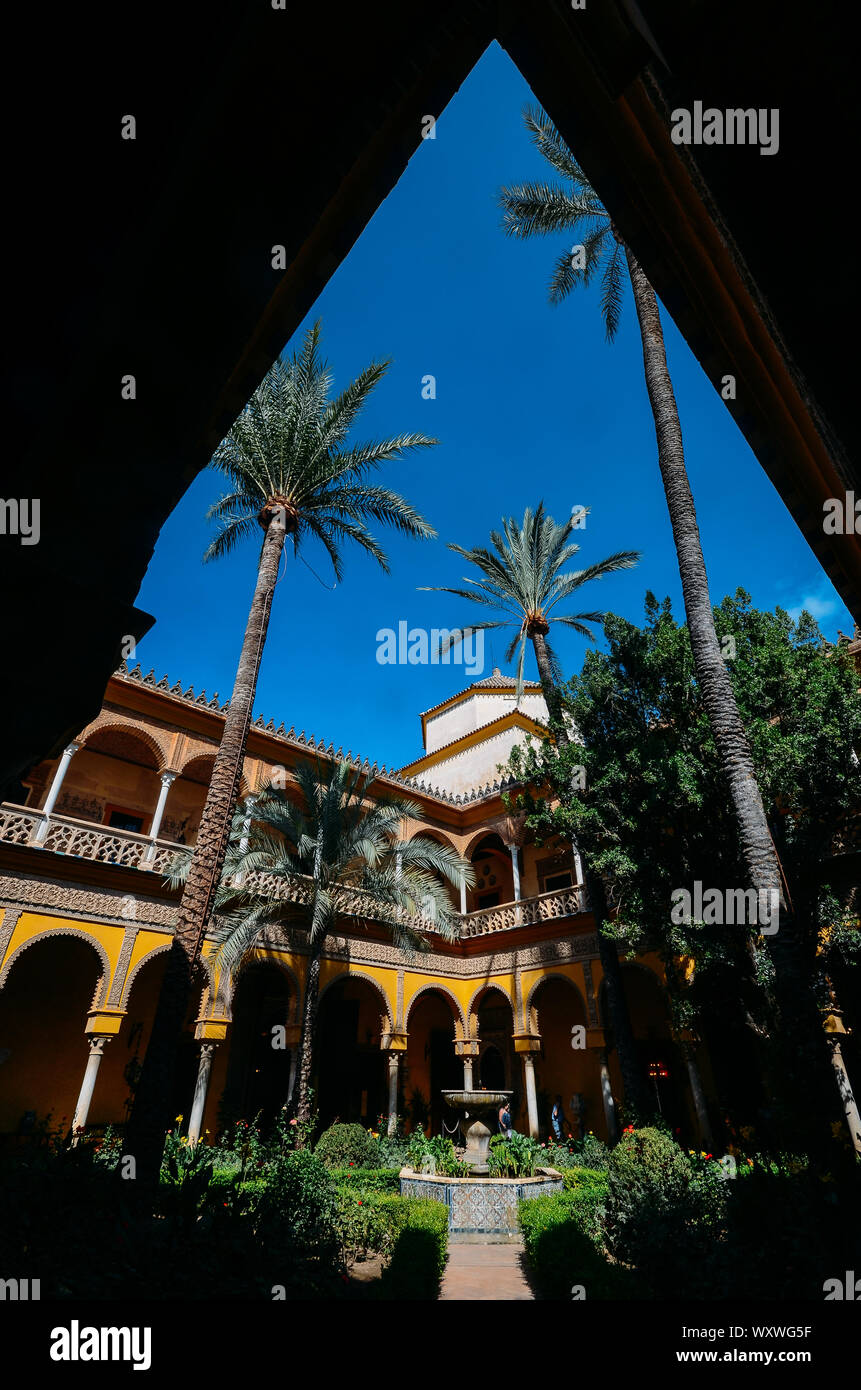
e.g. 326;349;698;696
358;1200;362;1206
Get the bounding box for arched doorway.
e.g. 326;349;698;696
316;976;387;1130
0;935;104;1136
220;961;293;1131
474;985;518;1121
530;976;592;1140
64;726;162;830
404;988;461;1135
468;833;514;911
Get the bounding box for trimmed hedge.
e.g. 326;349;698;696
518;1191;640;1300
336;1189;411;1258
379;1199;449;1300
330;1167;402;1193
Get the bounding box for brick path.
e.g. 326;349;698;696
439;1240;536;1300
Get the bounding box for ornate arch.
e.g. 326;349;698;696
462;826;510;859
0;924;111;1005
404;980;466;1037
465;980;514;1038
221;950;301;1022
525;971;587;1034
119;939;173;1010
408;826;459;852
79;718;169;772
176;748;218;779
318;968;394;1030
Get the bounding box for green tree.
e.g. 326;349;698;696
420;503;650;1121
201;759;474;1130
126;323;437;1181
499;108;786;939
506;591;861;1158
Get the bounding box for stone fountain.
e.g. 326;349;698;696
441;1088;513;1174
400;1087;562;1237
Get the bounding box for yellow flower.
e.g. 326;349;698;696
175;1114;183;1123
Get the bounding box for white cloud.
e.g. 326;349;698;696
787;591;837;624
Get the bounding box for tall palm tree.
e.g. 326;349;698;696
202;759;473;1130
499;107;786;924
126;323;438;1181
421;504;651;1120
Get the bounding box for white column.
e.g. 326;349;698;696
522;1053;539;1139
597;1049;620;1143
144;771;176;862
188;1042;217;1144
239;794;258;854
459;873;467;915
71;1035;112;1139
572;841;585;889
463;1056;474;1089
509;844;521;901
828;1037;861;1157
386;1052;400;1135
34;742;80;842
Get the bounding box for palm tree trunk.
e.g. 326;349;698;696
623;248;860;1150
125;513;287;1183
624;246;783;910
295;939;323;1137
530;628;651;1121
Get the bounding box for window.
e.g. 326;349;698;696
543;871;573;892
104;806;145;833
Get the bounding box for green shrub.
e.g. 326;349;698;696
519;1191;638;1299
406;1132;468;1177
315;1123;376;1170
488;1131;542;1177
330;1167;402;1193
543;1133;611;1171
336;1190;412;1258
254;1149;340;1262
367;1131;410;1169
604;1127;724;1295
379;1199;448;1299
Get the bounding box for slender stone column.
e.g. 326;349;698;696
386;1051;400;1135
509;844;522;925
71;1035;112;1139
462;1056;474;1089
188;1042;218;1143
239;794;258;854
34;742;80;842
522;1053;539;1138
509;844;521;901
145;771;176;862
596;1048;620;1143
827;1036;861;1157
459;874;467;915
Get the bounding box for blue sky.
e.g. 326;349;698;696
134;41;852;772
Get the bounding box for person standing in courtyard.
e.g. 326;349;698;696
551;1094;566;1143
499;1100;512;1139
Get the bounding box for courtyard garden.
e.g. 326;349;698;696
2;1111;858;1300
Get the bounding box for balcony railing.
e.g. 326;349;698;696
459;884;587;936
0;803;185;875
0;802;588;936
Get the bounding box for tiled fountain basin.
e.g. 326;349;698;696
399;1167;563;1236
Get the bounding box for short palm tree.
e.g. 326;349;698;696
421;504;650;1120
126;322;438;1180
205;759;474;1129
499;107;785;922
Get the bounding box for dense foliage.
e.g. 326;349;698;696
506;592;861;1155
